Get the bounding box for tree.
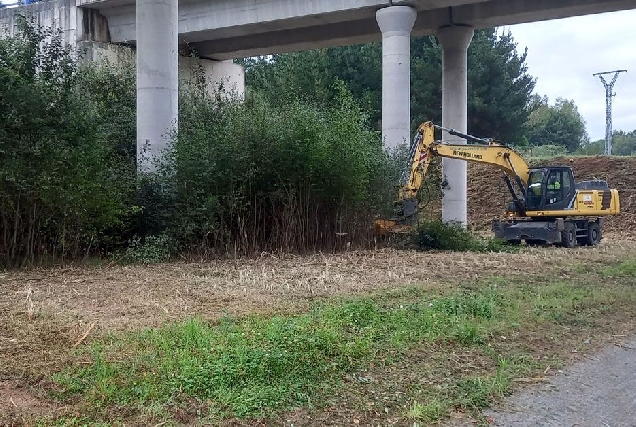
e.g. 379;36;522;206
581;130;636;155
612;130;636;155
239;43;382;124
240;28;535;144
467;29;535;143
524;97;588;152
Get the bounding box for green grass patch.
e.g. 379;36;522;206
601;260;636;277
406;399;445;422
414;220;517;253
574;260;636;277
54;292;501;420
50;272;636;425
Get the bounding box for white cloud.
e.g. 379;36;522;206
508;9;636;141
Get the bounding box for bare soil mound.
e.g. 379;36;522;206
466;156;636;236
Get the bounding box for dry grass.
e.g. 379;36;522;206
1;237;635;424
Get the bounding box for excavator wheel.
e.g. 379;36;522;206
585;222;602;246
561;222;577;248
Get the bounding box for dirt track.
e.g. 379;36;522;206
483;336;636;426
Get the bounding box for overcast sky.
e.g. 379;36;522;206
508;9;636;141
2;2;634;140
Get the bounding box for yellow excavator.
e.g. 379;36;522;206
375;121;620;247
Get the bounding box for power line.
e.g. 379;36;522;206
593;69;626;155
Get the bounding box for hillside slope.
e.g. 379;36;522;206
466;156;636;234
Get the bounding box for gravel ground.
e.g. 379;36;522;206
484;336;636;427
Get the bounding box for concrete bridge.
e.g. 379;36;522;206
3;0;636;225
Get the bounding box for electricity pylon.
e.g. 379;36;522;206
593;70;626;155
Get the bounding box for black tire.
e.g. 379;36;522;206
561;222;577;248
586;222;602;246
507;239;521;246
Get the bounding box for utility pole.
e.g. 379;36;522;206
593;69;626;155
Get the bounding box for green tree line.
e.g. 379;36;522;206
240;29;634;155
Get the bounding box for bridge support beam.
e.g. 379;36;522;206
437;25;474;226
376;6;417;149
136;0;179;173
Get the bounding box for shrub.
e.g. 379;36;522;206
0;16;136;267
414;220;515;253
120;234;173;265
152;81;394;255
0;19;397;265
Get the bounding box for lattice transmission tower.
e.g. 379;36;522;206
593;69;626;155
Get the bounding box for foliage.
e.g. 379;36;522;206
119;234;173;265
579;130;636;156
150;80;393;255
526;144;569;159
241;29;535;144
1;19;400;266
0;16;136;267
524;96;589;152
414;221;516;253
466;29;536;143
54;291;501;419
240;44;382;124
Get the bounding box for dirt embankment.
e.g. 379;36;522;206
466;156;636;235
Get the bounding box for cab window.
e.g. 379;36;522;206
526;170;545;209
546;169;573;205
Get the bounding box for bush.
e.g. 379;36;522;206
414;221;515;253
0;19;397;266
120;234;173;265
0;16;136;267
151;80;394;255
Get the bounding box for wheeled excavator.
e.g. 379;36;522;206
375;121;620;247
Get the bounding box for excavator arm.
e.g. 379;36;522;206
378;121;532;232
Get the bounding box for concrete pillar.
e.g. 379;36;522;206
437;25;474;226
376;6;417;149
136;0;179;173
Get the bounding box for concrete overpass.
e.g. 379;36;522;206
76;0;636;61
3;0;636;225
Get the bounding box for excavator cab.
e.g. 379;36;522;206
525;166;576;212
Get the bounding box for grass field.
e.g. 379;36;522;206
2;235;636;426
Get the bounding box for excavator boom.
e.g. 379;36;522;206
391;121;531;224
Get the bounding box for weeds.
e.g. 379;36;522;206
54;292;501;420
119;234;173;265
13;247;636;426
406;399;444;422
25;286;34;321
414;220;516;253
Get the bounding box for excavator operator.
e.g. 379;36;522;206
547;176;561;191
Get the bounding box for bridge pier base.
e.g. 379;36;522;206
136;0;179;173
376;6;417;149
437;25;474;226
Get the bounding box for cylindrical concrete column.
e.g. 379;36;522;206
136;0;179;173
376;6;417;149
437;25;474;226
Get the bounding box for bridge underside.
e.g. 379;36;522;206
77;0;636;60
